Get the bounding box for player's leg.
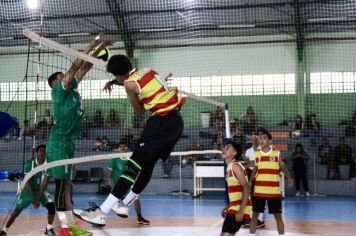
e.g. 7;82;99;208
0;207;23;235
134;199;150;225
40;191;56;236
250;197;265;235
268;198;284;234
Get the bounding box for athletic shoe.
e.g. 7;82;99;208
44;228;57;236
295;191;301;197
0;230;7;236
305;191;310;197
73;208;83;218
58;228;71;236
257;220;265;228
137;216;150;225
112;201;130;218
69;224;92;236
80;206;106;227
242;219;250;226
74;202;97;220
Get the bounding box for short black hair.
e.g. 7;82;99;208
258;129;272;140
48;71;62;88
224;141;243;160
36;144;46;152
118;141;128;147
106;54;133;76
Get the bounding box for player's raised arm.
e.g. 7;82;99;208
62;35;102;89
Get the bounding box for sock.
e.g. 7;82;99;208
100;193;119;214
2;227;7;232
46;224;53;230
122;190;138;206
57;211;69;228
249;234;256;236
258;213;264;221
65;211;75;225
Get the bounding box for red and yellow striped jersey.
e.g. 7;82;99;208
226;160;252;219
254;149;281;198
127;68;186;116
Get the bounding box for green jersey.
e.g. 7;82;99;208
23;158;44;193
50;77;82;140
108;158;127;185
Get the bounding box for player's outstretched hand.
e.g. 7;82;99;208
103;81;113;93
32;199;40;209
89;33;103;48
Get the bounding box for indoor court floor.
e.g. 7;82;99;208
1;193;355;236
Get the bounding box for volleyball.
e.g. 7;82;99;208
92;45;109;62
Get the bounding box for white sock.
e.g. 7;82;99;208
57;211;69;228
258;213;264;221
46;224;53;230
122;190;138;206
2;227;7;232
65;211;75;225
100;193;119;214
249;234;256;236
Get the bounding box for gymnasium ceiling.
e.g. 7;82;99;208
0;0;355;50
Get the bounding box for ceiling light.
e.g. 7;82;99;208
26;0;38;9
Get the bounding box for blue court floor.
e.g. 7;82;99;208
1;192;356;221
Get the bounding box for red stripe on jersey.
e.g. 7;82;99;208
255;180;280;187
140;87;166;104
258;156;279;162
228;185;243;192
137;70;157;88
254;192;281;198
258;169;280;175
150;92;178;113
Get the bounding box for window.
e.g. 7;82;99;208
310;72;356;94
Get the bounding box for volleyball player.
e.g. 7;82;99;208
220;141;252;236
249;130;293;236
108;141;149;225
46;36;112;236
244;134;265;227
79;54;186;226
0;145;56;236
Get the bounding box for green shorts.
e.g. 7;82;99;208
46;138;75;180
16;191;52;209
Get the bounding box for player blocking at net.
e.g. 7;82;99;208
46;35;112;236
78;55;186;226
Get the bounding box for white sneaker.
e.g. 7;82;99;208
305;191;310;197
112;202;130;218
72;208;82;218
80;206;106;227
295;191;301;196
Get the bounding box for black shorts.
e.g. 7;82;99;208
252;196;282;214
130;110;184;166
221;214;243;234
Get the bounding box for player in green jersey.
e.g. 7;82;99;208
0;145;56;236
46;35;112;236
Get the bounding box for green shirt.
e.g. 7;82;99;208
108;158;127;185
23;158;43;193
50;77;82;140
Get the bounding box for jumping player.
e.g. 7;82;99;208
79;54;186;226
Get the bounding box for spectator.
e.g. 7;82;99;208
203;141;221;160
318;137;332;164
240;106;257;136
291;114;304;138
232;126;245;148
93;137;103;151
106;109;118;128
18;120;34;140
161;156;174;179
43;109;53;127
350;152;356;180
307;114;320;144
120;128;134;148
210;106;224;131
334;137;352;179
290;143;310;196
183;140;204;165
92;109;104;128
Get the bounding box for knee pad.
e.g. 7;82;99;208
121;159;142;183
45;202;56;215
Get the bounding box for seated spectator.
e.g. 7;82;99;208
43;108;53;127
290;143;310;196
307;114;320;144
106;109;118;128
318;136;332;165
92;109;104;128
232;126;245;149
334;137;352;180
203;141;221;160
210;106;224;131
350;152;356;180
120;128;134;148
93;137;103;151
18;120;34;140
183;140;204;165
240;106;256;136
291;114;304;138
